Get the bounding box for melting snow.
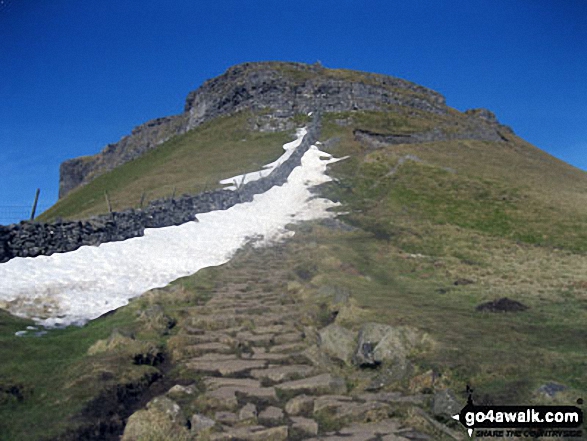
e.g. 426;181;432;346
219;128;307;190
0;129;345;328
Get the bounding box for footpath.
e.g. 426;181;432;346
120;244;464;441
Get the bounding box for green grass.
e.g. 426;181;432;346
311;110;587;403
0;268;217;440
39;112;291;221
4;103;587;437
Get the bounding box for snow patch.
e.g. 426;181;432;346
0;129;345;328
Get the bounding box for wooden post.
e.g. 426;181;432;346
104;191;112;213
30;188;40;220
139;191;146;209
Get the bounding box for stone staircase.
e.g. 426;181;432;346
121;250;461;441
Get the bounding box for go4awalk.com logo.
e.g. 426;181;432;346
452;387;584;438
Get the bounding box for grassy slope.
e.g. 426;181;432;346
2;104;587;438
39;112;290;221
314;110;587;403
0;269;219;440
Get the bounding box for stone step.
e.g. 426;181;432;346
268;342;307;354
275;374;347;396
236;331;275;346
273;332;304;345
210;425;288;441
187;357;268;376
210;426;289;441
250;364;315;383
204;377;261;390
204;386;278;410
182;342;234;357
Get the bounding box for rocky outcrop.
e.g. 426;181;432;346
353;107;513;148
183;61;447;132
59;114;188;198
0;116;321;263
59;62;450;198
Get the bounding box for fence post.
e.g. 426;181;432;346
139;191;146;209
104;191;112;213
30;188;40;220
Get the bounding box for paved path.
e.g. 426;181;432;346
123;246;459;440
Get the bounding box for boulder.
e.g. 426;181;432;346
319;324;357;364
353;323;394;367
122;396;189;441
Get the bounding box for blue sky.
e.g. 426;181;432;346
1;0;586;222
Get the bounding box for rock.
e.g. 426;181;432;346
187;358;268;376
536;382;567;398
408;370;437;393
273;332;303;344
258;406;284;425
210;425;288;441
432;389;463;418
285;394;315;416
250;364;314;383
167;383;197;398
215;411;239;425
276;374;347;396
205;377;261;390
319;324;357;364
204;386;278;410
353;323;393;367
122;396;189;441
191;413;216;433
339;420;401;436
314;398;392;424
239;403;258;422
290;416;319;437
366;363;413;390
476;297;528;313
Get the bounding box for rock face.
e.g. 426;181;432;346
183;61;447;132
58;61;453;199
59;114;188;198
59;61;513;199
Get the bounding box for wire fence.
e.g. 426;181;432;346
0;205;52;225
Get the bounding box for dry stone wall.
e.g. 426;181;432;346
0;118;321;264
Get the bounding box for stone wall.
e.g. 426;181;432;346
0;118;321;264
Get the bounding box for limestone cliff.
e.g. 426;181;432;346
59;61;509;198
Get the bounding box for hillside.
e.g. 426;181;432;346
1;62;586;440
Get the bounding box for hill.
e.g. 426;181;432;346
2;62;586;440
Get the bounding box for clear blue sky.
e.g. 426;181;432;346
1;0;586;222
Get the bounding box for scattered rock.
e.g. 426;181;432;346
476;297;528;313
